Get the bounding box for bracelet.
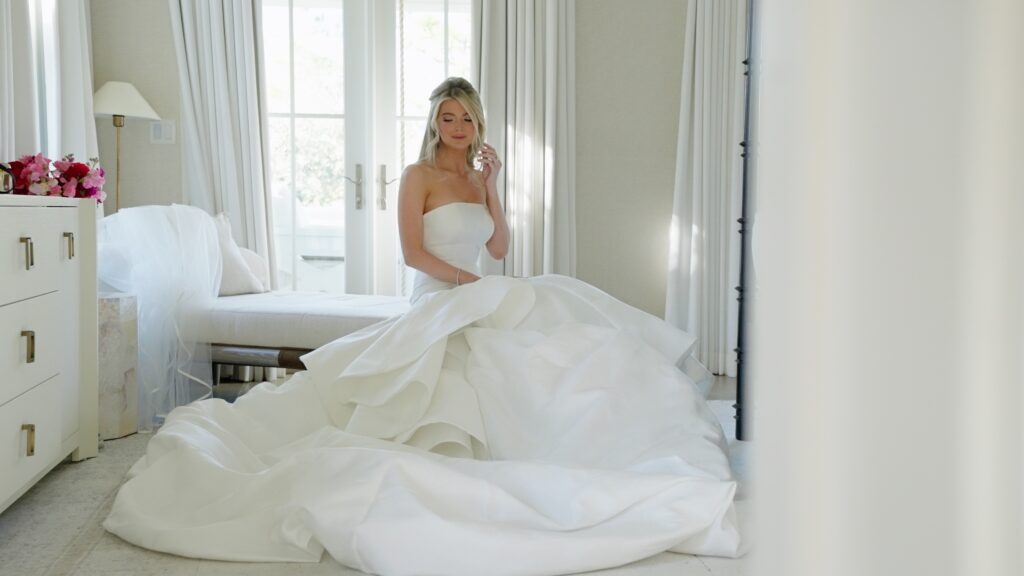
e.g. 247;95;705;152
455;269;461;286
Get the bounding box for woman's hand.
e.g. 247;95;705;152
474;142;510;260
478;143;502;188
456;269;481;286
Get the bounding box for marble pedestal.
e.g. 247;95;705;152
98;292;138;440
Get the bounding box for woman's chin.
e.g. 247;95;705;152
443;137;472;148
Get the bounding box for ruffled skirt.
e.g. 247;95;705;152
103;275;742;576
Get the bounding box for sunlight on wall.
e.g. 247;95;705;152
668;215;680;272
666;214;702;278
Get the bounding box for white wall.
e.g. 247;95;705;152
91;0;181;216
575;0;686;317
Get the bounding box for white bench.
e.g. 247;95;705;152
202;290;408;373
98;204;411;421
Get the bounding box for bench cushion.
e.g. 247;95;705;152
201;291;410;350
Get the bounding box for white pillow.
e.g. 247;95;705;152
214;213;265;296
238;246;271;292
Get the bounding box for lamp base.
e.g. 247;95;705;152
113;115;124;212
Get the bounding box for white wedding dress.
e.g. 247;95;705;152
103;202;742;576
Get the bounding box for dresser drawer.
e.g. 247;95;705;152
0;292;61;406
0;375;62;509
0;207;74;307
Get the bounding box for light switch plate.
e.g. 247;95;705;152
150;120;176;144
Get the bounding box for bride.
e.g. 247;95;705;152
398;77;509;301
103;78;742;576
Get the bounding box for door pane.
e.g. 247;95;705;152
400;119;425;169
294;117;346;292
399;0;445;117
262;1;292;113
293;0;344;115
447;0;471;79
268;117;295;288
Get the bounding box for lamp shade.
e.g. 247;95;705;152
93;81;160;120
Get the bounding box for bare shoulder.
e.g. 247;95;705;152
400;163;432;209
402;161;436;184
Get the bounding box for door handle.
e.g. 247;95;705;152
22;424;36;456
63;232;75;259
378;164;399;210
21;330;36;363
343;163;364;210
19;236;34;270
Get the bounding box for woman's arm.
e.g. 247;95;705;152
398;165;480;285
478;143;509;260
483;184;510;260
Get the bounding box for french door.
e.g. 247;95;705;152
262;0;471;296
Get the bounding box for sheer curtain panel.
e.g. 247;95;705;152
168;0;275;282
0;0;39;159
472;0;576;278
665;0;747;376
752;1;1024;574
1;0;96;160
55;0;98;161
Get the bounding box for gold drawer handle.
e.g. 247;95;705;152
21;330;35;363
22;424;35;456
63;232;75;259
19;236;34;270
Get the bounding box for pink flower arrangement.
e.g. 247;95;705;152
54;154;106;202
5;153;105;203
7;153;58;196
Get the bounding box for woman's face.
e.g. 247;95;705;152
436;99;476;151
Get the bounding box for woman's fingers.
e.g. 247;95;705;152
479;144;501;168
477;144;502;180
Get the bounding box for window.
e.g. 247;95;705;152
263;0;348;292
261;0;471;295
395;0;472;169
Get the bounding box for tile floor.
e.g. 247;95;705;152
0;377;750;576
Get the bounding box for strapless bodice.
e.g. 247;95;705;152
411;202;493;303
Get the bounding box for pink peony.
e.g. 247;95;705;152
5;152;105;203
62;178;78;198
82;167;105;191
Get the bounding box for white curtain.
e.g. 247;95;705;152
752;1;1023;575
472;0;576;278
168;0;275;284
665;0;747;376
0;0;39;159
54;0;98;161
0;0;95;161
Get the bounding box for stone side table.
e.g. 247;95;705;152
98;292;138;439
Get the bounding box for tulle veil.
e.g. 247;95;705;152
97;204;220;430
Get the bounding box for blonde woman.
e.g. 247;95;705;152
398;77;509;302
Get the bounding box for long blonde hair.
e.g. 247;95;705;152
418;77;486;168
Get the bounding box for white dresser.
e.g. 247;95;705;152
0;195;98;514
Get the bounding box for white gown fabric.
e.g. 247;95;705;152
104;202;742;575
